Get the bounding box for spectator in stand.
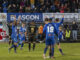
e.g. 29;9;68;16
55;0;60;7
72;21;78;40
3;7;7;13
0;6;2;12
0;0;3;7
0;0;79;13
12;4;17;12
50;3;55;12
55;4;60;12
19;6;24;13
25;0;30;6
39;8;43;13
45;1;50;8
25;6;31;13
2;0;8;8
32;7;38;13
9;0;17;4
34;0;40;7
45;7;49;13
78;2;80;13
64;3;69;13
20;0;25;7
8;4;11;12
31;4;35;10
2;0;8;13
60;4;65;13
71;1;77;12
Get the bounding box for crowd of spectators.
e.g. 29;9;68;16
0;0;80;13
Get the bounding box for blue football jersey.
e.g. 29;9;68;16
53;18;64;34
19;27;26;34
43;23;55;37
58;31;63;39
18;34;25;42
43;23;56;45
11;24;18;42
12;24;17;38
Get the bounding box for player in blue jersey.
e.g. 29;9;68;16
18;30;25;50
58;27;63;42
19;23;26;40
8;16;21;53
43;18;55;59
52;15;64;55
18;23;26;50
19;23;26;35
8;20;18;53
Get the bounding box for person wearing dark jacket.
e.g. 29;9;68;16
72;21;78;40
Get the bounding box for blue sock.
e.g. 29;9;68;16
44;47;48;54
51;48;54;56
59;49;63;54
14;45;17;53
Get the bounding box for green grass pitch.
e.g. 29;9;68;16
0;43;80;60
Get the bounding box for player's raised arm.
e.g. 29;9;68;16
59;15;64;25
12;15;17;26
14;15;17;22
17;16;21;24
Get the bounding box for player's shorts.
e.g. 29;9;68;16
29;34;36;42
19;42;22;44
19;41;23;45
45;36;55;45
19;39;25;44
13;37;18;43
54;34;60;44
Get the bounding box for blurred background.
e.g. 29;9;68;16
0;0;80;43
0;0;80;13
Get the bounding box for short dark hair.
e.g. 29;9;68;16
45;18;48;21
48;18;52;22
56;18;59;21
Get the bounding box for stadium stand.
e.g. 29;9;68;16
0;0;79;13
0;0;80;42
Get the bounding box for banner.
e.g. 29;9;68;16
7;13;43;22
0;13;7;41
78;13;80;21
43;13;53;21
43;13;79;22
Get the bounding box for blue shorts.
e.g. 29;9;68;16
45;36;55;45
13;38;18;43
54;34;60;44
18;42;23;45
19;40;25;44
